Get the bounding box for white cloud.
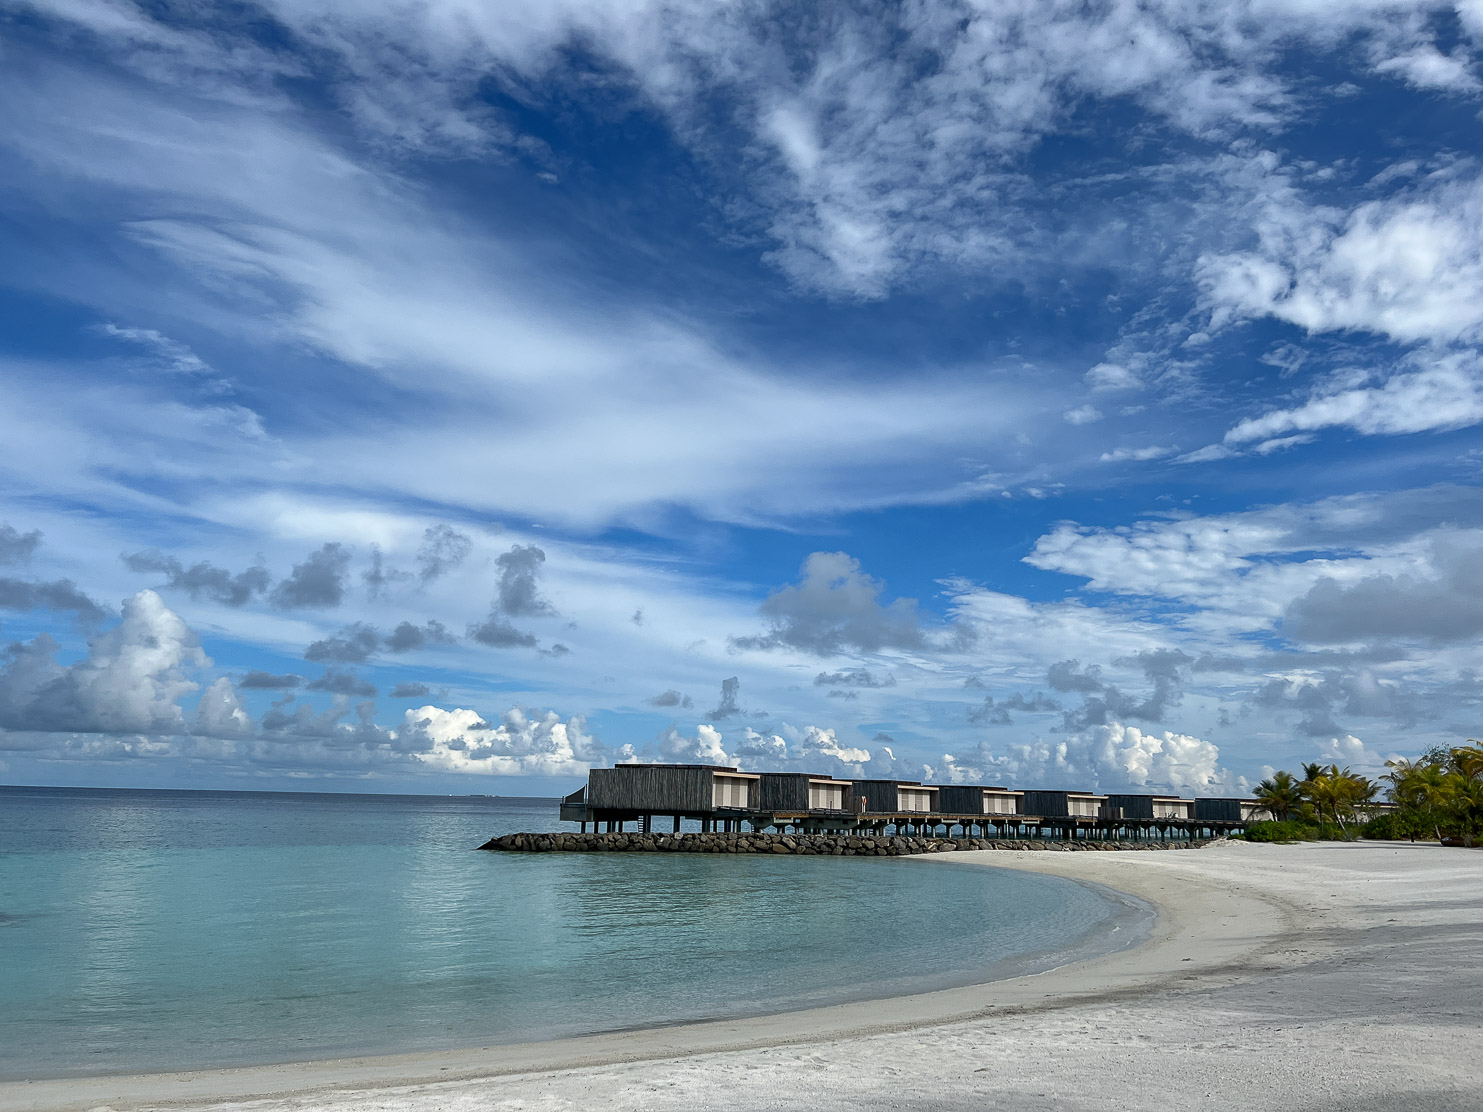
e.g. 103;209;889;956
951;721;1248;795
193;676;252;737
1063;404;1103;425
1085;362;1142;391
1200;167;1483;346
1099;444;1176;463
657;722;732;766
1224;353;1483;444
0;589;205;735
1373;47;1481;92
794;724;871;769
404;705;601;775
1318;733;1400;775
24;0;1479;303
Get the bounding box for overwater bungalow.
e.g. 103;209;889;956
1192;797;1247;823
559;762;1257;839
852;779;938;815
757;772;853;814
1019;789;1107;819
1105;794;1195;821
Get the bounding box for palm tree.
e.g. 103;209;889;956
1452;743;1483;783
1254;770;1304;822
1448;774;1483;848
1303;766;1374;834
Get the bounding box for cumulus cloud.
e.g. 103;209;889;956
1285;533;1483;644
466;615;538;648
259;694;386;744
239;671;302;690
389;682;432;698
953;721;1247;795
305;622;382;663
1063;404;1103;425
306;667;377;697
362;545;411;599
795;724;872;770
1086;363;1142;391
0;523;42;566
1255;669;1419;737
193;676;252;737
305;617;459;662
1047;660;1106;694
416;524;472;584
122;548;272;606
967;691;1061;726
732;727;790;764
658;722;732;765
407;705;602;775
0;577;109;624
732;551;955;655
1049;650;1191;730
386;619;454;652
0;590;203;735
465;544;554;648
707;676;744;720
1201;167;1483;347
271;543;351;609
495;544;556;617
1317;732;1398;774
646;689;693;708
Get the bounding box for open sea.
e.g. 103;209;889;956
0;786;1149;1080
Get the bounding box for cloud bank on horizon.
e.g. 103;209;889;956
2;0;1481;794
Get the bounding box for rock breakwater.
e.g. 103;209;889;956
478;831;1212;855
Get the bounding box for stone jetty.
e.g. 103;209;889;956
478;830;1215;855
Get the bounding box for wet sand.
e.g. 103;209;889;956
4;840;1480;1112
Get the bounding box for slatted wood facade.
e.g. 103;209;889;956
1021;790;1105;818
1105;793;1155;819
936;785;988;815
1193;797;1244;822
588;764;720;813
758;772;813;812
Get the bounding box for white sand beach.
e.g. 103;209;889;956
5;840;1481;1112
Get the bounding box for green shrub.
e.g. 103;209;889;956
1361;812;1433;841
1242;820;1319;843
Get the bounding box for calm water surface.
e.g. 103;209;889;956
0;786;1147;1079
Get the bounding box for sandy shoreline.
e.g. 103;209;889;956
4;841;1481;1111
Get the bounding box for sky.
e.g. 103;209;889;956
3;0;1483;797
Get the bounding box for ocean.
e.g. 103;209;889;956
0;786;1147;1079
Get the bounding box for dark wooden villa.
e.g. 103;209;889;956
1105;794;1195;821
1020;789;1107;819
852;779;938;815
757;772;854;814
560;763;1261;839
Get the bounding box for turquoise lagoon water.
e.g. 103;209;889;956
0;786;1148;1079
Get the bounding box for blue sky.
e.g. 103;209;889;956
3;0;1483;795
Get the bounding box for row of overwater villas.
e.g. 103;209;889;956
559;762;1299;833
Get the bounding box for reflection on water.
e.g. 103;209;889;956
0;787;1139;1079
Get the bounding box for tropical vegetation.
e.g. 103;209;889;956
1380;743;1483;847
1244;742;1483;846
